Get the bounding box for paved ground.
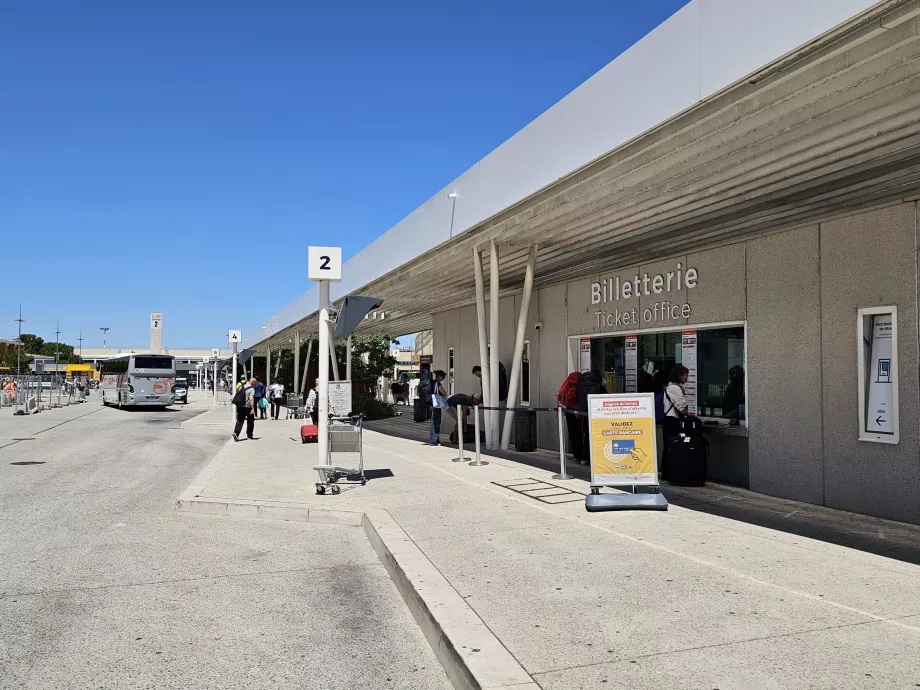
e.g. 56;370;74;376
193;406;920;689
0;394;452;690
366;408;920;566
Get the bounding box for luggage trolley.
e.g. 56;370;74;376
313;414;366;495
286;393;305;419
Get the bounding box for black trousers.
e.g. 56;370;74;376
564;412;584;460
234;406;255;438
270;398;282;419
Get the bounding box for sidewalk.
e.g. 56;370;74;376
177;408;920;689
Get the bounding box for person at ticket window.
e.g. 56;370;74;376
722;366;745;426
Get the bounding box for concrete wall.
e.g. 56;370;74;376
746;226;824;505
820;204;920;523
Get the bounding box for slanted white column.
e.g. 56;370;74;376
488;239;500;451
266;348;271;386
328;332;339;381
473;247;492;449
293;331;301;394
301;336;313;395
501;244;537;449
346;335;352;381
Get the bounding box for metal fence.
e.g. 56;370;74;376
1;375;94;413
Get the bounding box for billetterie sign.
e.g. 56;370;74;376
591;262;698;329
588;393;659;486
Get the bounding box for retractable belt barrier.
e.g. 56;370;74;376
449;404;586;478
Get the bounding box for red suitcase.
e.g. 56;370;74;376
301;424;319;444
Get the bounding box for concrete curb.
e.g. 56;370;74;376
362;509;537;690
175;456;537;690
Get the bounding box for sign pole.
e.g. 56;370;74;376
308;246;343;470
213;359;217;406
318;280;331;464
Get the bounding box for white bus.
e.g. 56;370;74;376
100;354;176;408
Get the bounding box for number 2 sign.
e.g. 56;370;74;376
308;246;342;282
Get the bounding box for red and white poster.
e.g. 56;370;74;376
681;330;698;415
625;333;637;393
579;338;591;372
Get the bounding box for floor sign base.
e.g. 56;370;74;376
585;492;669;512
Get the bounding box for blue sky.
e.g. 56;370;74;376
1;0;688;349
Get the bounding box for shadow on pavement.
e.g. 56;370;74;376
366;410;920;566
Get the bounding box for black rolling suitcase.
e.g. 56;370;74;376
665;434;708;486
413;398;427;423
662;415;707;485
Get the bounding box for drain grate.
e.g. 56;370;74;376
10;461;46;466
492;478;586;504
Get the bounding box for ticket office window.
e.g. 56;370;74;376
585;325;746;424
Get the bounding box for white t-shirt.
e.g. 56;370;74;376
269;383;284;399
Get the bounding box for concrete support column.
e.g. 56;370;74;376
473;246;492;449
346;335;352;381
501;244;537;449
293;331;301;394
266;348;271;387
488;239;500;450
328;332;339;381
301;337;313;395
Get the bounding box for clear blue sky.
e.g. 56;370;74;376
1;0;688;349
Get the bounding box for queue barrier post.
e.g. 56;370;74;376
452;404;466;462
553;406;574;480
468;404;489;466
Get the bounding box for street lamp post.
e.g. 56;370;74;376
15;305;24;376
100;327;110;350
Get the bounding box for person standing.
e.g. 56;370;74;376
254;378;267;419
232;377;257;442
429;370;448;446
268;379;285;420
307;378;319;426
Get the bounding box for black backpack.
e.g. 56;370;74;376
576;371;606;411
231;385;249;408
417;378;432;403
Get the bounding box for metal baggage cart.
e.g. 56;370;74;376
286;393;305;419
312;415;365;495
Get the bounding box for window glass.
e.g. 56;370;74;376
584;326;746;423
696;328;745;422
590;336;626;393
133;356;174;370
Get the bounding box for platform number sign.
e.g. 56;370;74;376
150;313;162;330
308;246;342;282
228;330;242;345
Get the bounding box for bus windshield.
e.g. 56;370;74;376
133;356;174;370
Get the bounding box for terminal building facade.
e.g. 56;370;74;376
247;0;920;524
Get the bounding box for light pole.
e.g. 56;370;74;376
15;305;24;376
78;330;83;358
447;192;458;238
100;327;110;349
55;321;61;406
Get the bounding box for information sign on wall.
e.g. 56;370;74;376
858;306;899;443
625;334;637;393
579;338;591;373
680;330;698;415
588;393;659;486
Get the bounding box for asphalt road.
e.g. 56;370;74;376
0;400;451;690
